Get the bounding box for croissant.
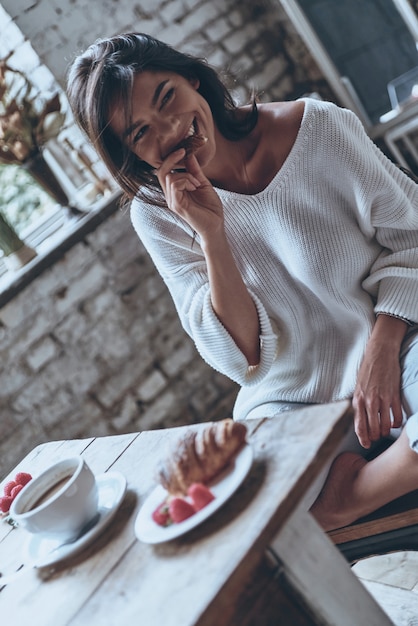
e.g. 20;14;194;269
177;133;207;156
158;419;247;495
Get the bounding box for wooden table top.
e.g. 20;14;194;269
0;400;352;626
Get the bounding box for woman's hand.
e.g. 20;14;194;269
353;315;407;448
156;149;224;243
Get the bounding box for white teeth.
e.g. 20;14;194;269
186;123;195;138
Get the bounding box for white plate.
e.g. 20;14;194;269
23;471;127;568
135;444;253;544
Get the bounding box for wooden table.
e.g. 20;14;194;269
0;401;394;626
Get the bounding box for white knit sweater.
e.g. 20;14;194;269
131;98;418;420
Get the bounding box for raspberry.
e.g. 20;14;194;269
0;496;13;513
15;472;32;486
3;481;17;496
168;497;196;523
152;501;172;527
10;484;24;499
187;483;215;511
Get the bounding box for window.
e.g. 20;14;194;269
0;4;115;277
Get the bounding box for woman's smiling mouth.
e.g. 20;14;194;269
172;119;207;156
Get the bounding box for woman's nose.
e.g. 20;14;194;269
158;115;180;138
157;116;182;158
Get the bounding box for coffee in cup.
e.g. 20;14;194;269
10;456;99;542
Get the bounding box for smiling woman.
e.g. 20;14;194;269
67;32;418;537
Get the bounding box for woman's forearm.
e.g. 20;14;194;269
371;314;409;350
202;231;261;365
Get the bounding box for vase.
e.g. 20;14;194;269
22;151;81;216
0;212;37;270
3;243;37;271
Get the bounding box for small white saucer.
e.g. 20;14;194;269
23;471;127;568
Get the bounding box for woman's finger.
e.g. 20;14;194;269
353;396;371;448
156;148;187;187
362;393;382;443
164;173;201;211
378;403;392;438
184;153;206;181
158;151;202;200
391;394;404;429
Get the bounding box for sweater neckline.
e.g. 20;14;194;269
215;97;312;200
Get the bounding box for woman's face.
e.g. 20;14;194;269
108;70;216;170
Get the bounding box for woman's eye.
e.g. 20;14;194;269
133;126;148;144
161;88;174;107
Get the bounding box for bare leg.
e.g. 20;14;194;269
310;428;418;531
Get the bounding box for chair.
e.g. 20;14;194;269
329;489;418;564
327;436;418;564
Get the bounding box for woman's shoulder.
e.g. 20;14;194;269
258;99;305;131
258;98;365;150
258;97;346;129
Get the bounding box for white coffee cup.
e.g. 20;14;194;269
10;456;99;542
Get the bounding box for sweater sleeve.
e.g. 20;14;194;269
130;202;279;385
363;165;418;323
320;103;418;323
